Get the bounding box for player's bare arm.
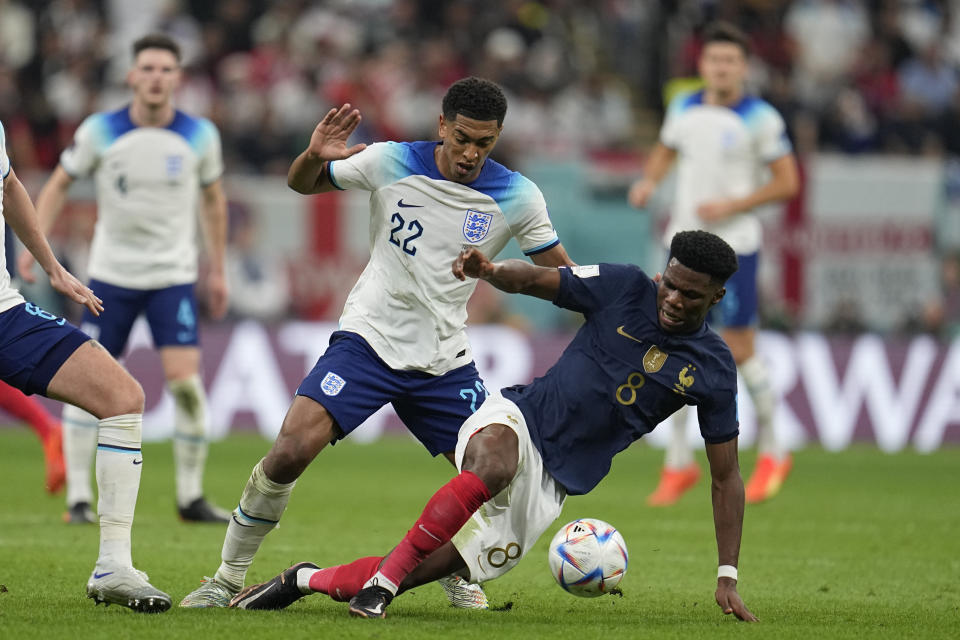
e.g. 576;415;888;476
705;437;757;622
17;165;75;283
3;167;102;315
200;178;229;319
628;143;677;209
453;247;560;300
697;153;800;223
287;104;367;195
530;243;576;268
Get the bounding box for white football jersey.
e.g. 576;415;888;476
0;120;25;313
60;107;223;289
329;141;560;375
659;90;792;254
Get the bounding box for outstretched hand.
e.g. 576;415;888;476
715;580;758;622
48;264;103;316
452;247;495;281
16;250;37;284
307;104;367;161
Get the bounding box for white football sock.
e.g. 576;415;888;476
214;459;295;591
364;572;399;596
63;403;99;507
664;405;695;469
739;355;786;459
95;413;143;570
169;375;208;507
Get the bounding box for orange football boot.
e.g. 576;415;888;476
647;463;701;506
42;424;66;494
745;454;793;504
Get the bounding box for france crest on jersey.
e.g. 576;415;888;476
463;210;493;242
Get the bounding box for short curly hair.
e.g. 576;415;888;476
668;230;739;284
442;77;508;126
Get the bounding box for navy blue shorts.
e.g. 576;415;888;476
708;251;759;329
297;331;489;456
81;279;198;357
0;302;91;396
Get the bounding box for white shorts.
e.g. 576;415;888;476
451;393;566;583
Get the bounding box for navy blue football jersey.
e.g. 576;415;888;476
502;263;738;495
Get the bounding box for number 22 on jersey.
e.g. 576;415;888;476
389;212;423;256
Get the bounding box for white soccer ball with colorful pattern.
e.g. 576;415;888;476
547;518;628;597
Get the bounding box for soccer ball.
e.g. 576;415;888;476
547;518;628;597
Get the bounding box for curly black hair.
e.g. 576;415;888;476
442;77;508;126
133;33;181;62
668;230;739;284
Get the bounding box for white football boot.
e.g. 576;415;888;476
438;575;489;609
86;566;172;613
179;576;239;608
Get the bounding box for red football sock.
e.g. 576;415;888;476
377;470;491;588
309;556;383;602
0;382;57;440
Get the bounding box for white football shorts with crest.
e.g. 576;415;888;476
451;393;567;583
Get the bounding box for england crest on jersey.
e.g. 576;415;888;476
463;210;493;243
320;371;346;396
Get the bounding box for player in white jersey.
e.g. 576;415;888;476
0;119;172;612
628;22;799;505
19;34;230;523
180;77;574;609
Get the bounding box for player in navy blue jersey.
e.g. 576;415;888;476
229;230;757;622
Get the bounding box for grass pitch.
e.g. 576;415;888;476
0;428;957;639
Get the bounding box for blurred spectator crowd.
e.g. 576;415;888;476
0;1;957;172
2;0;959;337
667;0;960;157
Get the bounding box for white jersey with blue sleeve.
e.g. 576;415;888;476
329;140;560;375
0;120;25;313
60;107;224;289
660;90;792;254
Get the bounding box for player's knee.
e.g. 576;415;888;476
109;376;145;415
463;427;519;495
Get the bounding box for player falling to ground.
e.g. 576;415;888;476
231;231;757;622
3;227;65;492
180;77;574;610
19;34;230;524
629;21;799;506
0;120;171;612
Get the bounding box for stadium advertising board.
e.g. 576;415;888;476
15;321;956;452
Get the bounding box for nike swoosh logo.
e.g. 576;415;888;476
397;199;422;208
93;571;114;579
418;524;441;542
133;459;143;465
370;603;384;614
232;515;254;528
617;325;643;344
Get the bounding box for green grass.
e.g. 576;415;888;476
1;429;958;639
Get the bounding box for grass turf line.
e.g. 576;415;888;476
0;428;957;638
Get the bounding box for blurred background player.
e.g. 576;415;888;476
2;223;64;494
180;77;573;610
231;232;755;622
1;119;170;612
628;21;799;506
18;34;230;523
